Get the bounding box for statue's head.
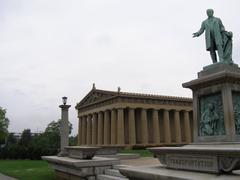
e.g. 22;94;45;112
208;103;214;111
206;9;214;18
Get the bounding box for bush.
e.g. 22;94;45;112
0;120;74;160
0;130;60;160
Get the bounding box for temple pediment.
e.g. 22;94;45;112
76;89;117;108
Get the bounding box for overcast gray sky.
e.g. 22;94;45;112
1;0;240;135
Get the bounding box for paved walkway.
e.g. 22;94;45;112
0;173;17;180
121;157;159;166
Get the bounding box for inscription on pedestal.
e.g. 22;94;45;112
166;154;218;173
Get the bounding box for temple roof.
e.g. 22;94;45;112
75;88;192;109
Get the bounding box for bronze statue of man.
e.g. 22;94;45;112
193;9;230;63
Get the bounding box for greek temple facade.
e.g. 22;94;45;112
76;87;193;148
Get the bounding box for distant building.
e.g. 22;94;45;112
10;132;42;140
76;87;193;148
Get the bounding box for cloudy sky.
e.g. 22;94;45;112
0;0;240;135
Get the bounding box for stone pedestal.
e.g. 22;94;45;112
43;145;137;180
121;63;240;179
94;145;124;156
148;63;240;174
119;165;240;180
183;63;240;143
149;143;240;173
64;146;100;159
42;156;119;180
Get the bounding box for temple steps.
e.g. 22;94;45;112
105;169;126;178
97;165;129;180
97;174;128;180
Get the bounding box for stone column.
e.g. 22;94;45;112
82;116;87;145
86;114;92;145
152;109;160;144
59;103;71;156
92;113;97;145
128;108;136;146
163;110;171;144
97;112;104;145
117;108;125;145
104;110;111;145
111;109;117;145
78;117;82;145
184;111;192;143
174;110;182;143
141;108;148;145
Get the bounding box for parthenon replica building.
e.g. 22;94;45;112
76;86;193;148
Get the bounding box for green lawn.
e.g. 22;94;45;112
0;150;151;179
120;149;153;157
0;160;55;180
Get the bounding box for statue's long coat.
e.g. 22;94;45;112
198;17;225;51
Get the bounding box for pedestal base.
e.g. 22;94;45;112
42;156;119;180
64;146;100;159
119;165;240;180
148;143;240;173
182;63;240;143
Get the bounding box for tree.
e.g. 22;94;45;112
0;107;9;144
69;135;78;146
44;119;72;150
18;129;32;146
45;119;72;134
6;133;17;145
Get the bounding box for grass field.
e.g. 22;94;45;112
0;160;55;180
0;150;152;179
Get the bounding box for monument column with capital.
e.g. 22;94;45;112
58;96;71;156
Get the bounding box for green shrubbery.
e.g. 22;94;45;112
0;130;58;159
0;107;9;145
0;120;77;160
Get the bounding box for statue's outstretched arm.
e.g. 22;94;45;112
193;22;205;37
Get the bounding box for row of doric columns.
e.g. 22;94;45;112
78;108;192;146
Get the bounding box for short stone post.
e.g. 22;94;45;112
58;96;71;156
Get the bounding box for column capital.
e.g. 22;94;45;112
104;109;111;112
92;113;97;118
182;109;192;112
59;105;71;110
117;107;124;110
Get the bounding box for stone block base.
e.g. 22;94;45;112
148;144;240;173
119;165;240;180
42;156;119;180
96;153;140;160
56;170;89;180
